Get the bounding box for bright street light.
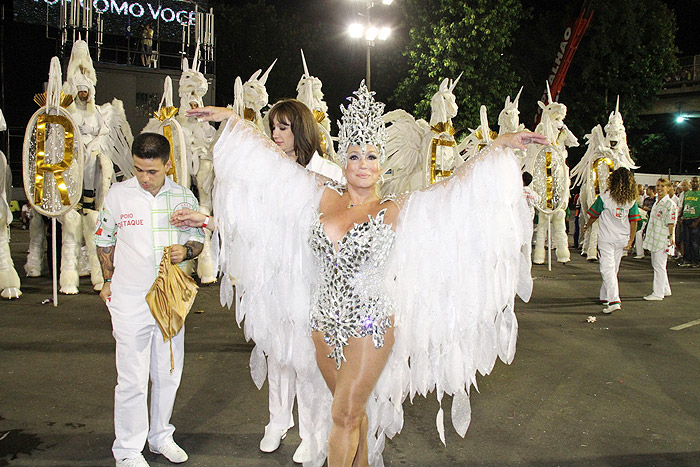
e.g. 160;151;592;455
346;0;393;90
378;26;391;40
365;26;378;41
348;23;364;38
676;115;687;123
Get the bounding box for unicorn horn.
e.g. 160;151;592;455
192;43;201;72
449;72;463;92
546;81;553;104
301;49;310;77
615;95;620;115
514;86;524;105
260;59;277;85
163;76;173;108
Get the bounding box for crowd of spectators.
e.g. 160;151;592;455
631;176;699;267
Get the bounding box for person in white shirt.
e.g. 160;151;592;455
642;178;677;300
521;172;540;262
633;184;648;259
95;133;204;467
582;168;641;314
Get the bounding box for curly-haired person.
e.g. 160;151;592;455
583;168;641;314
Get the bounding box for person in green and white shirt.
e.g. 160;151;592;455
583;168;641;314
679;176;700;267
95;133;204;467
642;178;677;301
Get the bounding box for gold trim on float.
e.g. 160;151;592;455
592;157;615;195
34;114;75;206
33;92;74;109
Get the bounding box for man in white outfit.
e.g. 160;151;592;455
96;133;204;467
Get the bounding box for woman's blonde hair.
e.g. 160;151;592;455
607;167;637;205
657;177;673;196
268;99;321;167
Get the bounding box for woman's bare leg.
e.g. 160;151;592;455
312;329;395;467
352;413;369;467
312;331;338;395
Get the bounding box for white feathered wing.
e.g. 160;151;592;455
212;119;532;466
380;109;431;197
99;99;134;179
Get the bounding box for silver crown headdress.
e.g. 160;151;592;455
337;81;387;167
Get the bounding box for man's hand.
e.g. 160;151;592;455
100;281;112;304
169;244;187;264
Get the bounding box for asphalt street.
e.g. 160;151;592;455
1;224;699;466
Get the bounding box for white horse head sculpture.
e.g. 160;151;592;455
179;46;209;111
241;60;276;116
64;39;97;108
66;39;97;88
498;87;523;134
604;96;626;150
296;50;328;115
537;81;568;143
429;73;461;126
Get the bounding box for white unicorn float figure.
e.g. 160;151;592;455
571;97;638;260
497;87;527;164
457;103;499;162
25;41;133;294
291;50;346;184
380;74;463;196
295;50;342;167
524;82;578;267
175;46;217;284
234;60;276;134
23;57;84;305
142;76;189;187
0;108;22;299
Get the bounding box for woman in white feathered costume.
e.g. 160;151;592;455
186;83;545;467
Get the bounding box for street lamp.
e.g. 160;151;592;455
674;113;693;173
347;1;392;90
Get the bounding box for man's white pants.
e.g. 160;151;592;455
598;241;625;304
266;355;311;441
110;314;184;460
650;249;672;298
634;227;645;257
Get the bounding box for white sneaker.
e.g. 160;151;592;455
116;455;149;467
259;426;287;453
634;255;645;259
149;440;188;463
643;294;663;301
602;303;621;314
293;438;313;464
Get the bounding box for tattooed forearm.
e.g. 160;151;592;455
97;246;115;280
185;241;204;259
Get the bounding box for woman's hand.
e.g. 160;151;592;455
493;131;548;151
186;106;235;122
171;208;208;228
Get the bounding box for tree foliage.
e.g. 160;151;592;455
391;0;526;132
554;0;679;140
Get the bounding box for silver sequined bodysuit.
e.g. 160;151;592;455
309;202;396;369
